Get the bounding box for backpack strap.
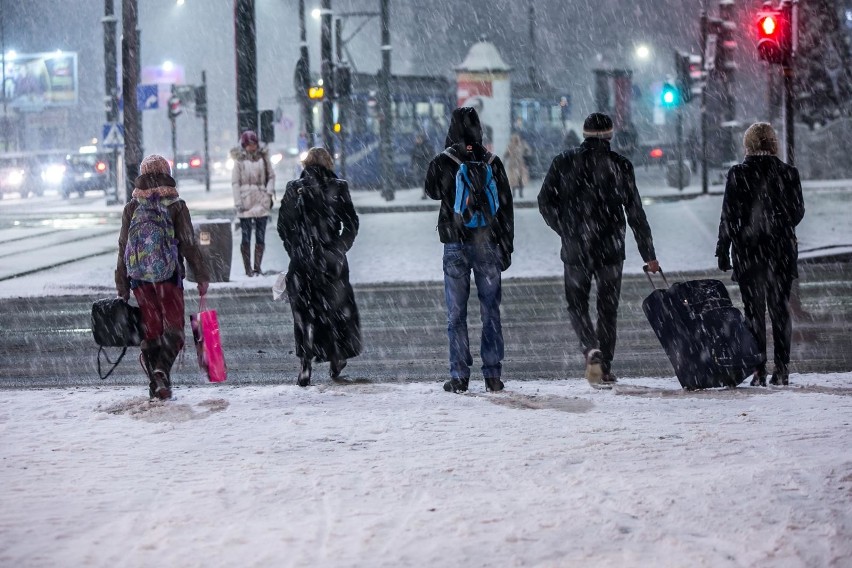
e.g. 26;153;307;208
484;151;496;165
442;149;463;166
97;344;128;380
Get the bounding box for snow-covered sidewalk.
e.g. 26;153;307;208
1;375;850;567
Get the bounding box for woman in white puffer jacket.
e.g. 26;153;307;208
232;130;276;276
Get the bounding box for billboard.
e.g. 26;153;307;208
2;51;78;109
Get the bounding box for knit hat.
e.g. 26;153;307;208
583;113;614;139
240;130;259;148
139;154;171;175
743;122;778;156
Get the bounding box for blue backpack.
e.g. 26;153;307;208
443;149;499;229
124;198;179;283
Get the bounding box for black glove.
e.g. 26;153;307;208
717;253;732;272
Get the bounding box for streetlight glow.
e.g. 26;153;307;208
162;60;174;72
176;0;185;5
311;8;321;19
636;45;651;60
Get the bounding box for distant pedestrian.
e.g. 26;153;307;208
115;154;210;400
277;147;361;387
503;132;531;199
410;132;434;199
563;129;581;149
232;130;276;277
425;107;514;393
538;113;660;389
715;122;805;386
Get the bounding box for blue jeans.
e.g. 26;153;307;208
240;217;268;247
442;242;504;380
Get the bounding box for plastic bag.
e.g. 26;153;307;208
272;272;288;302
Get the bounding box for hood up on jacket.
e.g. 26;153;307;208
444;107;484;148
132;172;179;201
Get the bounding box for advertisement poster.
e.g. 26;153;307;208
2;52;78;109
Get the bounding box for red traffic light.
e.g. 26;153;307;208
759;15;777;36
755;8;791;65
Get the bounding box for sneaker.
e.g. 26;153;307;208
329;358;347;379
769;369;789;386
485;377;504;392
585;349;604;386
151;370;172;401
443;377;469;393
750;368;768;387
297;364;311;387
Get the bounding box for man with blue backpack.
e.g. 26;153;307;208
425;107;514;393
116;154;210;401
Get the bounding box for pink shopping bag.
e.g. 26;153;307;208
190;298;227;382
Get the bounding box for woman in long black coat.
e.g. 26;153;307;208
278;147;361;386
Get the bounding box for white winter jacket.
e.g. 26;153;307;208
232;150;276;218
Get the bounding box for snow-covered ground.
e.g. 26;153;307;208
1;177;851;566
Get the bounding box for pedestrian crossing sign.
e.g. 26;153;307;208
102;123;125;148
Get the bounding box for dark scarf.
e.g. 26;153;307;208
134;172;177;190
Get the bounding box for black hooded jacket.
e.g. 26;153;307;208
716;155;805;280
537;137;656;268
424;107;514;266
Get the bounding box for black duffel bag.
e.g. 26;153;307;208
91;299;144;379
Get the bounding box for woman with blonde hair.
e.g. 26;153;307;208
277;147;361;386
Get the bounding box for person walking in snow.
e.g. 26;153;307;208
503;132;531;199
116;154;210;400
424;107;514;393
537;112;660;389
277;147;361;387
716;122;805;387
232;130;276;277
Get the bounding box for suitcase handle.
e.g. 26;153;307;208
643;265;669;289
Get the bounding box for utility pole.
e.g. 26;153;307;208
298;0;314;147
700;7;709;194
336;17;346;177
122;0;142;203
201;71;210;192
235;0;258;134
1;0;9;152
103;0;120;204
320;0;334;154
783;0;798;165
169;85;178;172
379;0;393;201
528;1;538;87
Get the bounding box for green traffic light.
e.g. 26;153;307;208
661;83;679;107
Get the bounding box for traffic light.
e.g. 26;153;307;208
168;96;182;119
194;85;207;118
675;51;703;103
260;109;275;143
756;6;791;65
661;83;680;107
308;86;324;100
335;65;352;98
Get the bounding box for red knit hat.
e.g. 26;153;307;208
139;154;171;175
240;130;259;148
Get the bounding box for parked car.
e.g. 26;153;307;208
172;151;208;182
61;151;111;198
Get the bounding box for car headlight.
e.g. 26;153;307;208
270;153;283;166
41;164;66;185
5;169;25;187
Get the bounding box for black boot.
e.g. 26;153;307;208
140;344;160;399
769;365;789;386
750;367;768;387
240;243;252;276
443;377;469;393
485;377;504;392
297;358;312;387
253;243;265;276
330;357;347;379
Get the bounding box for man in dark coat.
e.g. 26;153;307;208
278;147;361;387
716;122;805;387
424;107;514;393
538;113;660;389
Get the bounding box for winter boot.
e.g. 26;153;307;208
240;243;252;276
769;366;789;386
297;358;312;387
750;367;768;387
443;377;469;393
140;344;160;399
253;243;265;276
151;370;172;401
330;357;347;379
485;377;504;392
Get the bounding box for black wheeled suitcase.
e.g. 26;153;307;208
641;268;763;389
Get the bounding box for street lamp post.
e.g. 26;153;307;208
379;0;393;201
320;0;334;155
1;1;9;152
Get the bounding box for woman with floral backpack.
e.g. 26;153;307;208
115;154;210;400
